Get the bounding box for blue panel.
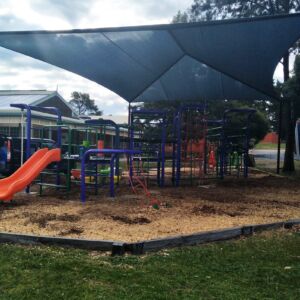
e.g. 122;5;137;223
136;55;269;102
221;75;269;100
105;30;183;78
135;80;168;102
172;15;300;97
0;32;156;101
159;56;223;101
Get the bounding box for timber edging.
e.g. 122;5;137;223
0;219;299;256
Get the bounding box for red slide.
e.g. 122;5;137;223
0;148;61;202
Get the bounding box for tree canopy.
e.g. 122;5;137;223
173;0;300;22
69;92;102;116
141;100;269;145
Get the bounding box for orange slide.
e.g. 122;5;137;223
0;148;61;202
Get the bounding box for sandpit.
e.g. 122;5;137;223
0;174;299;242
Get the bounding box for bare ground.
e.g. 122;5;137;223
0;173;299;242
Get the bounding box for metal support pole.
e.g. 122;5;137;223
110;154;116;197
56;112;62;188
244;113;254;178
277;99;283;174
80;154;86;203
25;108;31;193
115;127;120;178
160;117;166;187
20;109;24;166
171;113;177;185
175;111;181;186
128;103;132;139
219;119;225;179
129;109;134;179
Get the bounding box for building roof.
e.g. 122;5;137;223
0;14;299;103
90;115;128;125
0;90;53;108
0;90;76;115
0;108;82;125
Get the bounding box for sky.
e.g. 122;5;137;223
0;0;288;116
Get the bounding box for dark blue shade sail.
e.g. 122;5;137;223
0;13;299;103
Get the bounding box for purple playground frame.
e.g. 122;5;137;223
10;103;62;192
80;149;140;203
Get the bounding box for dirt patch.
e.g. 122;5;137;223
192;205;243;217
57;214;81;222
59;227;84;236
23;213;57;228
111;215;151;225
23;212;81;228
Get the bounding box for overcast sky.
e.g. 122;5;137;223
0;0;286;115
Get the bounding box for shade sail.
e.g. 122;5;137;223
0;13;300;103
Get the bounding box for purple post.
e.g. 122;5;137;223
84;119;121;177
219;119;226;179
244;111;256;178
129;110;134;179
175;111;181;187
171;113;177;185
80;149;140;203
110;154;116;197
25;108;32;193
161;115;167;187
11;104;62;192
80;155;87;203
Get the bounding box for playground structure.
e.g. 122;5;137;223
0;103;257;202
129;108;167;187
173;104;207;186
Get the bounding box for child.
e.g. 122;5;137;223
0;140;7;172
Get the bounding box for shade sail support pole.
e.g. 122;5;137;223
277;99;283;174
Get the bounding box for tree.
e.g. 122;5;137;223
173;0;300;22
69;91;102;116
142;99;269;145
173;0;300;172
282;55;300;170
172;10;189;23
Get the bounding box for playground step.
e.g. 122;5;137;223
132;157;160;161
36;183;67;189
40;171;66;176
71;180;99;186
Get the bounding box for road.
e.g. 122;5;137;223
250;149;285;160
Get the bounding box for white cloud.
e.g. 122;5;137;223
0;1;72;30
79;0;193;28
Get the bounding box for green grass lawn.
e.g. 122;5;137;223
255;158;300;178
0;231;299;299
254;142;285;150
